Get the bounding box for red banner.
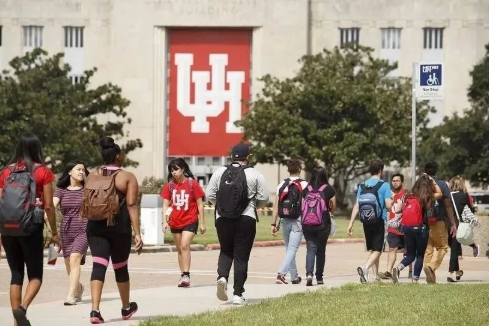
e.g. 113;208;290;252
168;29;252;156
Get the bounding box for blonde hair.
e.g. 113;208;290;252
449;176;467;193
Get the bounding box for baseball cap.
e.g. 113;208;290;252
231;143;250;160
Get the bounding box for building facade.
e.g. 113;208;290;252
1;0;488;196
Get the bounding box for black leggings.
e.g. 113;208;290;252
2;225;44;285
88;232;132;283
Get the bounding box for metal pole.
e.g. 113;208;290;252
412;62;417;186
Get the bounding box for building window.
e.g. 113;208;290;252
340;28;360;48
196;157;205;166
64;27;84;48
381;28;401;49
423;28;444;50
212;157;221;166
69;75;82;85
23;26;43;48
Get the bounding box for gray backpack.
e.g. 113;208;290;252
0;164;41;236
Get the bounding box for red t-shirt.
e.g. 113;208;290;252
160;179;204;229
0;163;56;208
388;188;406;236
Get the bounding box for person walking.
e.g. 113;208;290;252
392;175;442;283
0;133;61;326
423;162;457;284
301;166;336;286
161;157;206;288
271;159;308;285
379;173;413;279
347;158;393;283
83;137;143;324
54;160;90;305
447;176;477;282
206;143;269;305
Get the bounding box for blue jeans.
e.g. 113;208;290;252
277;218;303;280
303;222;331;280
399;225;429;279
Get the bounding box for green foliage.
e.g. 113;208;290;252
238;46;431;204
418;44;489;186
138;176;166;206
0;49;142;173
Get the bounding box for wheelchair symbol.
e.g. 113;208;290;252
426;73;439;86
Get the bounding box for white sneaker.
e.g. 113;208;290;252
232;295;247;306
216;277;228;301
74;283;84;302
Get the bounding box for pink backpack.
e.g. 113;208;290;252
301;185;328;228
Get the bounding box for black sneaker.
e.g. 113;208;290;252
90;310;104;324
121;302;138;320
306;275;313;286
317;279;324;285
12;306;31;326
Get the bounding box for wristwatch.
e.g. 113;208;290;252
271;223;276;227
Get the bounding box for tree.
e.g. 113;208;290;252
418;44;489;186
238;46;431;206
0;49;142;173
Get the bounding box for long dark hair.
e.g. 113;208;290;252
10;133;45;171
167;157;195;182
308;166;329;189
409;175;436;209
56;161;89;189
100;137;121;165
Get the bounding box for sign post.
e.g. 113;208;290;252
412;62;444;185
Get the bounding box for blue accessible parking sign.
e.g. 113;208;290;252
416;62;444;100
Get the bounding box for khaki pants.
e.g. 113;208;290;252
424;221;448;271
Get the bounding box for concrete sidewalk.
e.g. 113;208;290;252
3;272;489;326
0;280;347;326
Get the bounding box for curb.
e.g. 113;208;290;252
205;238;364;251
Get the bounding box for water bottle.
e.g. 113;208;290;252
34;197;44;224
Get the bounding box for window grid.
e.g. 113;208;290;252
381;28;402;50
340;28;360;48
64;27;84;48
23;26;43;48
423;28;444;49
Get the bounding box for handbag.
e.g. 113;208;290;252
450;192;475;246
461;204;480;228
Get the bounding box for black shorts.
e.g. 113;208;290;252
363;221;385;252
171;221;199;234
387;233;405;250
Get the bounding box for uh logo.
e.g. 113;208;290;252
175;53;245;134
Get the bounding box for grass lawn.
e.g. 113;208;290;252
139;283;489;326
164;213;354;246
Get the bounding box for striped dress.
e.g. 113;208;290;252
55;187;89;258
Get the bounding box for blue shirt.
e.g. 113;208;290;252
356;177;392;220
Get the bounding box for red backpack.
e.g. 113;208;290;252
401;196;424;227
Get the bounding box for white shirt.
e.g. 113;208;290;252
276;177;309;194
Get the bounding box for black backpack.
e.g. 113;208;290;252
216;164;250;219
278;178;303;219
0;164;41;236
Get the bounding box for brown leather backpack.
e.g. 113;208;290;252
81;168;123;226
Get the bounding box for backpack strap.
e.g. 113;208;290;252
372;181;384;192
278;178;291;198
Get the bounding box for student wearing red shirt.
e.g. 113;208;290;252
379;173;413;279
0;133;60;326
161;158;206;287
